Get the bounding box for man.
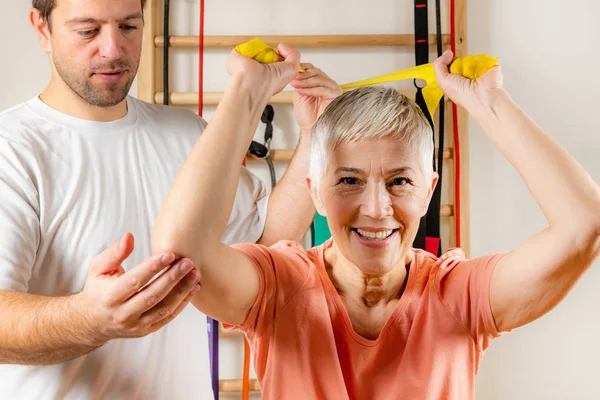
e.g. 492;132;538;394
0;0;341;398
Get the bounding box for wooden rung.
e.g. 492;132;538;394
155;90;445;106
438;147;453;161
246;148;453;163
155;91;299;105
220;379;261;392
155;34;452;48
441;204;454;217
246;149;295;162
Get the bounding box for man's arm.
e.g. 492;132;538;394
257;133;313;246
0;290;101;365
0;234;200;365
258;64;342;246
435;52;600;333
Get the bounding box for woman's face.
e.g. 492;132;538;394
310;137;438;274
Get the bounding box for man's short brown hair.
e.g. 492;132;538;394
32;0;147;27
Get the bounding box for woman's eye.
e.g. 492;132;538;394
388;177;409;187
339;177;359;185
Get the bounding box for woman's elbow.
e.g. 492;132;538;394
151;223;180;256
151;224;212;263
567;215;600;267
588;217;600;257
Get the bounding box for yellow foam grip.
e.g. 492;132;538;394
235;38;305;73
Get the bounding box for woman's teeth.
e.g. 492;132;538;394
355;229;394;240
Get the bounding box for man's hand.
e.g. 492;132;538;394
77;233;201;345
291;64;343;133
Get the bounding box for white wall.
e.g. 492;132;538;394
0;1;51;108
470;1;600;399
1;0;599;399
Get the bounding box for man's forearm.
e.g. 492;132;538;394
0;290;103;365
258;130;315;246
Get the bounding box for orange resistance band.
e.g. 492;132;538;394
242;339;251;400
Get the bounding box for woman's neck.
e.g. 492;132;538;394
324;243;413;308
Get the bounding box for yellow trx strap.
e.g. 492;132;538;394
235;38;498;119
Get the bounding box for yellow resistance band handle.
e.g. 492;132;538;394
235;37;498;119
235;38;305;72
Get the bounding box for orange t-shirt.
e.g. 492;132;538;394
226;240;506;400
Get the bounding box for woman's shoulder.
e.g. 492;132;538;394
233;240;320;275
413;247;466;270
408;247;468;288
411;247;505;292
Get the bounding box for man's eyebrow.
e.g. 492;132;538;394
65;13;143;25
120;13;143;22
65;17;103;25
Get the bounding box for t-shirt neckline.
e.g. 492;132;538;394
315;238;419;347
25;95;138;135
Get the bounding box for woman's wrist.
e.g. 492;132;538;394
469;88;511;124
225;73;273;112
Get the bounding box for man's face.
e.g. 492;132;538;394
45;0;144;107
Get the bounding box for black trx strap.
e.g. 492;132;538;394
250;106;318;246
249;105;277;188
413;0;430;72
412;0;430;252
430;0;445;255
413;0;442;256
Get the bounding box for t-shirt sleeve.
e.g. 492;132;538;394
222;241;311;340
0;137;40;292
195;115;208;132
221;167;269;245
436;252;507;351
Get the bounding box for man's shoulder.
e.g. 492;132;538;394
0;101;29;120
131;97;208;130
0;100;46;147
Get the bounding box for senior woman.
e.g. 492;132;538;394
152;45;600;399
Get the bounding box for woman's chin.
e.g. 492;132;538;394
330;229;409;272
346;252;403;275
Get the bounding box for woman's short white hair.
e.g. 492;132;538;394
309;86;434;191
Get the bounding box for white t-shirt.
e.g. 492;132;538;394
0;96;268;399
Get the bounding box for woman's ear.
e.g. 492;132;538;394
421;172;439;216
306;177;326;217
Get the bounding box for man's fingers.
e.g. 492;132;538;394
89;233;135;277
109;251;177;304
140;279;201;327
120;258;198;316
145;292;196;334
